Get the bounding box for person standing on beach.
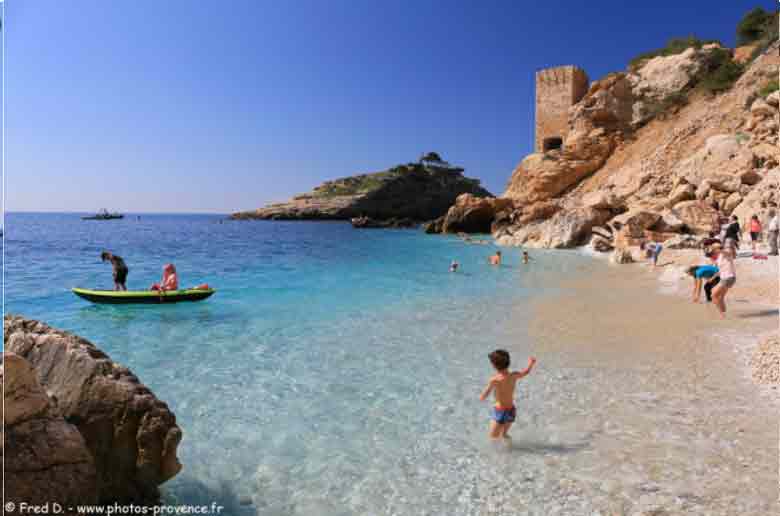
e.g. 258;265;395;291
489;251;502;265
749;215;762;253
724;216;741;251
479;350;536;440
768;209;779;256
711;245;736;319
101;251;128;291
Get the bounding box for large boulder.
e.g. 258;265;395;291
671;200;719;234
495;207;611;249
609;209;662;238
732;168;780;225
3;353;98;508
667;183;696;205
440;194;514;234
4;316;183;504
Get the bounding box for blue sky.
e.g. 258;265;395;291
4;1;775;213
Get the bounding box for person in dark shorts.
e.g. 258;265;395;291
101;251;128;291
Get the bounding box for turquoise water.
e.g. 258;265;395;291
6;213;592;514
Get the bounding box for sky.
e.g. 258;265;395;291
4;0;776;213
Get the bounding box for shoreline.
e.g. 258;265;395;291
614;244;779;398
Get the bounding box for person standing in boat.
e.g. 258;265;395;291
151;263;179;292
100;251;129;291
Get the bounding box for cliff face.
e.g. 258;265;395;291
492;41;779;251
231;157;492;222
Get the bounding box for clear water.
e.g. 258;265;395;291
6;213;778;515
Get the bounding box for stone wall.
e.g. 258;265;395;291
535;65;589;152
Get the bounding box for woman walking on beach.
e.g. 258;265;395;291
749;214;762;253
711;245;736;319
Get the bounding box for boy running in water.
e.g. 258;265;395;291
479;350;536;439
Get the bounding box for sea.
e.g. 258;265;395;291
5;213;779;515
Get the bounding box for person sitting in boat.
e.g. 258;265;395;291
100;251;128;291
151;263;179;292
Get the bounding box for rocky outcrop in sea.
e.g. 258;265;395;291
231;153;492;223
3;315;182;506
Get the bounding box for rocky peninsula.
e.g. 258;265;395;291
230;153;492;223
429;12;780;259
3;315;182;508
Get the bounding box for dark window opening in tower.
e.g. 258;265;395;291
543;137;563;152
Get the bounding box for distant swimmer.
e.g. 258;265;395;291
100;251;129;291
522;251;532;264
489;250;502;265
450;260;459;272
479;350;536;440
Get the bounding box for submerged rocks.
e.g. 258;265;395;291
3;315;183;504
351;216;417;229
3;352;99;507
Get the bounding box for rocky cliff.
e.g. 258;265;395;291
433;30;779;253
3;316;183;506
231;154;492;222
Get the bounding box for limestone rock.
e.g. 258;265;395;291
668;183;695;205
609;209;661;238
671;200;719;234
4;316;183;504
663;234;704;249
733;44;757;64
732;168;780;225
583;190;623;210
494;207;611;249
440;194;514;234
766;91;780;108
750;98;775;118
3;353;98;507
706;174;741;193
723;192;742;214
590;234;614;252
651;211;686;233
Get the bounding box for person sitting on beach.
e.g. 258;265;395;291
522;251;531;264
479;350;536;440
450;260;459;272
749;214;762;253
100;251;128;291
711;244;736;319
489;250;502;265
151;263;179;292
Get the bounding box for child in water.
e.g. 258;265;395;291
479;350;536;440
449;260;459;272
489;250;502;265
522;251;531;264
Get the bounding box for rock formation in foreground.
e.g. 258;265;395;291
231;152;492;222
429;14;780;254
3;353;98;508
3;315;183;506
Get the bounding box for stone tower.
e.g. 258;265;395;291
534;65;589;153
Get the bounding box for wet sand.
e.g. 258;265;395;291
517;259;778;515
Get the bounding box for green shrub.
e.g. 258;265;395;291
737;8;776;45
628;36;720;69
759;79;779;98
697;49;744;94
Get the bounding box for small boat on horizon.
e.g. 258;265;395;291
82;209;124;220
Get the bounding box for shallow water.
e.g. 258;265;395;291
5;213;778;515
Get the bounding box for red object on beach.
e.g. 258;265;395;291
753;254;768;260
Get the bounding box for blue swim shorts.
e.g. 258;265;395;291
491;405;516;424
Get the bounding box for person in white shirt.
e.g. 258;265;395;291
768;209;779;256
